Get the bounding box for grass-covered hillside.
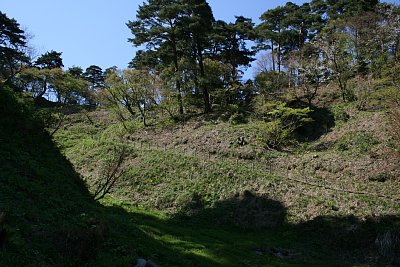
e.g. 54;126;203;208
1;86;399;267
54;100;400;222
44;86;400;266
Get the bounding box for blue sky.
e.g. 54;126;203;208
1;0;307;72
2;0;398;77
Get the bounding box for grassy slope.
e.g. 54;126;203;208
51;99;400;265
0;89;349;267
55;104;399;222
1;88;399;266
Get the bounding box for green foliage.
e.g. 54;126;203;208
210;16;255;82
335;131;379;153
3;83;399;266
322;0;379;19
49;103;400;264
84;65;104;89
3;2;400;266
17;67;88;104
102;69;160;126
0;86;39;130
253;102;312;149
67;66;84;78
228;112;247;125
267;102;312;123
298;44;330;105
0;11;27;82
256;1;323;74
127;0;189;114
254;71;289;96
204;58;232;95
127;0;255;114
257;120;292;149
35;50;64;69
257;5;288;72
0;87;99;266
315;25;356;101
374;62;400;155
330;103;350;124
368;173;392;183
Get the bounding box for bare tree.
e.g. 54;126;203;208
93;146;128;200
298;45;329;106
253;52;276;76
49;108;67;137
283;51;301;88
316;30;355;102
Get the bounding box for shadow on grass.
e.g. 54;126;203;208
164;191;400;266
106;190;400;266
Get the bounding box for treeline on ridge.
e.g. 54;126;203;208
1;0;399;136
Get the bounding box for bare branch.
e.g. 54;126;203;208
93;146;128;200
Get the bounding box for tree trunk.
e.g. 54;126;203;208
332;53;347;102
271;42;276;72
125;102;137;120
277;42;281;78
170;25;184;115
137;102;147;127
197;43;211;113
176;79;184;115
231;35;238;83
36;77;47;99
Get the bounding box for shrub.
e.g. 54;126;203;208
255;102;312;149
228;112;247;125
330;104;350;123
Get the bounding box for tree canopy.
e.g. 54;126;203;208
1;0;399;126
0;11;27;83
35;50;64;69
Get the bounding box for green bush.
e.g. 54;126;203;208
255;102;312;149
228;112;247;125
256;121;291;149
330;104;350;123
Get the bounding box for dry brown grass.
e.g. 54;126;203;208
388;102;400;157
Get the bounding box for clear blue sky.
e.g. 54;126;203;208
2;0;398;74
1;0;308;71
